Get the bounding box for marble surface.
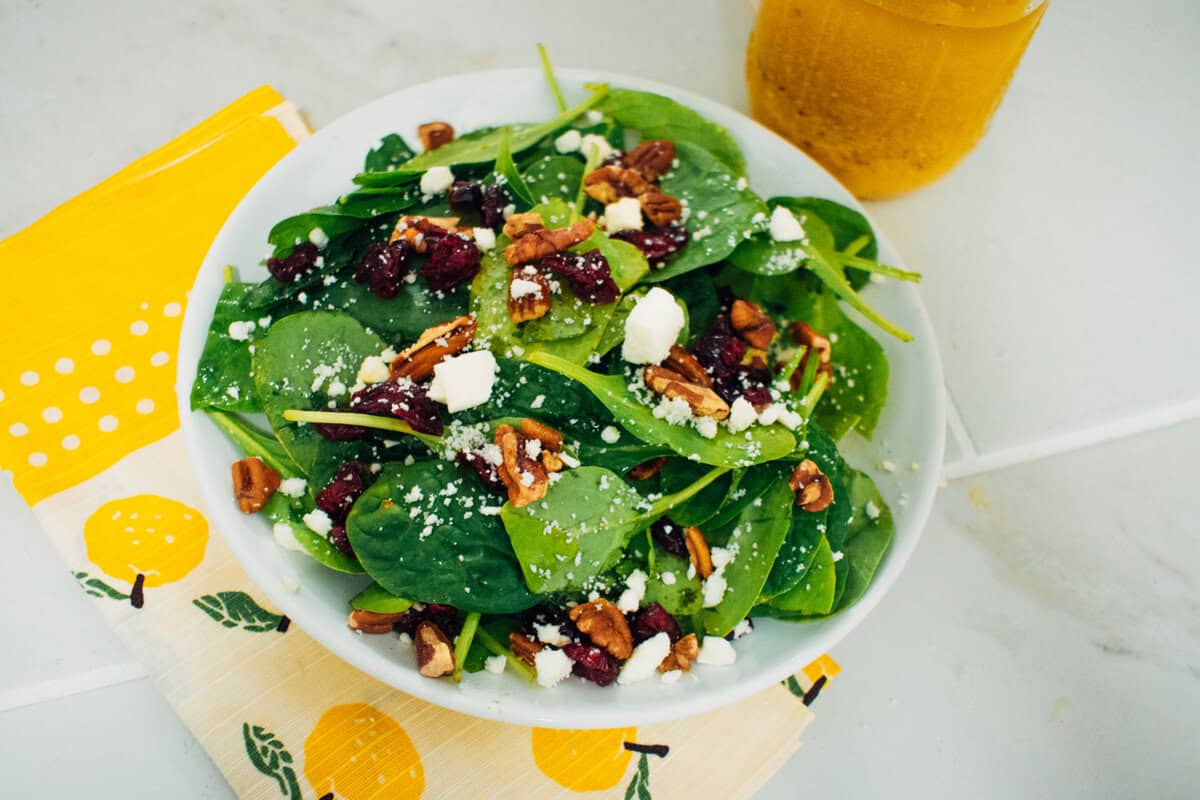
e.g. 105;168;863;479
2;0;1197;797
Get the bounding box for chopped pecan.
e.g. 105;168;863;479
389;315;476;382
389;215;465;252
743;348;769;373
568;598;633;660
503;218;596;265
347;609;407;635
509;632;543;666
232;457;281;514
541;450;565;473
658;633;700;672
623;139;676;181
417;121;455;151
663;345;713;388
502;211;545;240
643;365;730;419
494;423;549;507
684;526;713;579
627;456;669;481
415;621;455;678
519;418;564;452
731;299;777;349
790;459;834;512
508;269;552;323
638;188;683;227
789;321;834;386
583;165;653;205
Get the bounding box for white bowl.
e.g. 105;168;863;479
177;68;944;728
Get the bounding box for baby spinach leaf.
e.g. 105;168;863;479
650;459;735;527
646;141;768;283
364;133;417;172
594;289;644;357
624;536;704;617
267;211;371;256
520;155;585;205
252;312;388;486
760;503;827;602
353;88;609;186
700;463;795;636
662;271;720;344
349;582;413;614
461;357;607;430
348;460;538;613
526;352;796;468
191;277;268;412
832;468;894;613
470;241;523;356
316;276;470;342
597;88;745;173
768;535;836;615
495;127;537;208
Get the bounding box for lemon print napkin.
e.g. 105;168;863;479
0;87;836;799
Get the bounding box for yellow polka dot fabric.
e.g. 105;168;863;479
4;90;834;799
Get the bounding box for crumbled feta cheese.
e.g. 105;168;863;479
660;669;683;684
697;636;737;666
710;546;734;570
534;623;572;647
832;550;844;562
524;438;543;460
308;227;329;248
228;320;256;341
272;522;305;552
865;500;881;520
618;632;672;685
530;394;546;409
397;632;412;646
558;451;581;469
622;287;684;364
727;397;758;433
484;654;507;674
881;459;897;473
600;425;621;444
694;416;718;439
225;386;240;400
617;569;648;613
279;477;308;498
735;176;749;191
768;205;806;242
302;508;333;536
604;197;644;234
757;403;784;426
419;165;454;196
510;277;544;299
653;396;693;426
731;619;753;639
554;129;582;154
357;355;390;386
473;227;496;252
534;648;574;687
702;572;727;607
580;133;614;161
427;350;498;412
661;571;676;586
779;409;804;430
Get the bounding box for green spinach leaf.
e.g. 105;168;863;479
191;276;268;412
349;582;413;613
597;88;744;173
832;468;894;612
364;133;417;172
495;127;537;208
768;534;836;615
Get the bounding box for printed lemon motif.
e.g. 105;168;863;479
532;727;637;792
305;703;424;800
83;494;208;606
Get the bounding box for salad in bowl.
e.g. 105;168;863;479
187;50;927;700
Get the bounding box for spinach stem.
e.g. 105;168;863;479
537;44;567;112
281;409;442;449
837;253;921;283
645;527;657;574
797;345;820;397
779;345;809;385
645;466;729;520
223;265;235;284
805;245;913;341
574;146;601;219
799;372;830;418
453;612;481;683
842;235;870;258
475;627;535;682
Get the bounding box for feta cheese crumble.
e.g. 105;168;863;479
228;320;256;341
617;569;648;613
279;477;308;498
356;355;390;386
272;522;305;552
554;129;582;154
428;350;498;412
728;397;758;433
302;508;333;536
768;205;806;242
534;623;572;647
580;133;614;161
484;654;507;674
618;632;671;685
308;227;330;248
604;197;644;233
419;165;454;196
697;636;737;666
473;227;497;252
622;287;684;364
534;648;574;687
600;425;621;444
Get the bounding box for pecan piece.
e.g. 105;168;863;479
790;459;835;512
658;633;700;672
503;218;596;265
415;621;455;678
541;450;565;473
684;526;713;579
663;345;713;388
494;423;549;507
417;121;455;151
627;456;668;481
569;598;633;660
509;632;543;666
347;609;407;635
638;188;683;227
519;418;564;452
508;269;551;323
643;365;730;419
389;215;464;252
623;139;676;181
583;165;653;205
232;457;281;514
502;211;545;240
389;315;476;382
789;321;834;386
731;299;777;349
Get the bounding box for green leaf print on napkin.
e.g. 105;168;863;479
193;591;288;633
243;723;303;799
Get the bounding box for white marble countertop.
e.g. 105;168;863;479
2;1;1197;796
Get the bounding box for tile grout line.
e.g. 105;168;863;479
943;396;1200;481
0;660;149;713
943;386;979;460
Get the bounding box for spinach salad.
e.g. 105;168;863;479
193;50;916;689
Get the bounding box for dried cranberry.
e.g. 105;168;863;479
349;381;443;435
355;239;413;299
392;603;461;637
311;422;368;441
316;460;373;523
448;180;483;211
266;241;320;283
611;223;689;265
741;384;772;409
631;603;681;644
328;524;355;558
650;517;688;558
543;249;619;304
520;605;581;643
456;450;505;494
480;183;509;231
692;317;753;404
563;643;620;687
420;234;481;292
724;618;753;640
